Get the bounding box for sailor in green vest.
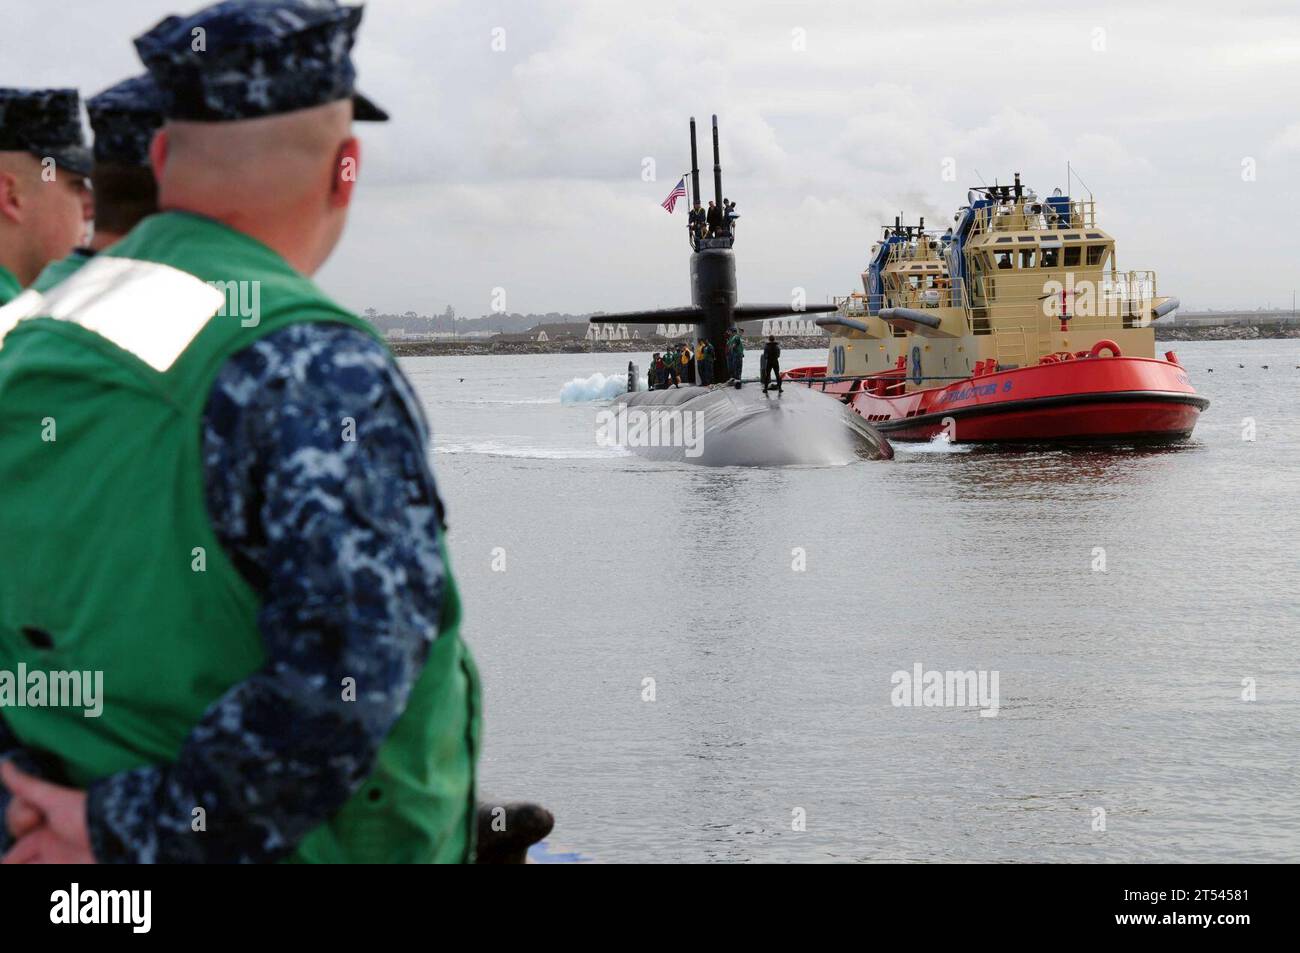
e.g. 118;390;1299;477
726;326;744;381
0;0;480;864
699;338;715;385
0;88;93;304
30;76;163;294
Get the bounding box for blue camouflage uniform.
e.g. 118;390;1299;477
0;1;458;864
137;0;387;122
86;74;164;168
28;75;164;293
0;88;92;176
0;89;92;302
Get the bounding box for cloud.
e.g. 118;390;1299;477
1266;122;1300;159
2;0;1295;313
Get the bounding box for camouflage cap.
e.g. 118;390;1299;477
87;75;165;168
133;0;388;123
0;88;93;176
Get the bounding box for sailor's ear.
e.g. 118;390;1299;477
0;169;19;224
331;137;360;209
149;129;169;181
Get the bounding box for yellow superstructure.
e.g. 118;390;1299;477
824;175;1178;390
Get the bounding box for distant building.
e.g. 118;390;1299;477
586;323;633;341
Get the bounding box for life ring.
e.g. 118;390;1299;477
1089;339;1122;358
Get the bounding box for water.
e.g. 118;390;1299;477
403;341;1300;863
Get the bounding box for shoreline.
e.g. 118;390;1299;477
390;325;1300;358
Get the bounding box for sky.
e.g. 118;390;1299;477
3;0;1299;316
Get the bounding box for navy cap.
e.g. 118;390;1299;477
133;0;388;123
87;75;165;168
0;88;93;176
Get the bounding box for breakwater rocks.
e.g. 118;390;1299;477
389;335;830;357
1155;324;1300;341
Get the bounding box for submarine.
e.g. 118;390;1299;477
589;115;892;465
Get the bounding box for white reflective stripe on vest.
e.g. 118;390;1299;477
0;256;225;371
0;290;45;348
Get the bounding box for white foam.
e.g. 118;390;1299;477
896;432;973;454
446;397;560;406
434;441;631;460
559;371;627;404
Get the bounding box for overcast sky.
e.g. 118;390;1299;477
4;0;1298;315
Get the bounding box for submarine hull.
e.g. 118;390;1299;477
605;384;892;466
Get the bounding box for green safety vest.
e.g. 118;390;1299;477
30;249;94;294
0;211;480;863
0;265;21;305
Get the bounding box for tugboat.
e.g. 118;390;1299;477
787;175;1208;442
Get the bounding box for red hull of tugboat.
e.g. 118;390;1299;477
785;351;1208;443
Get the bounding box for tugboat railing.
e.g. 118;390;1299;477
836;268;1157;332
838;279;972;316
883;241;947;265
969;199;1098;235
972;270;1158;325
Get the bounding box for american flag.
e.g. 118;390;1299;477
661;177;686;213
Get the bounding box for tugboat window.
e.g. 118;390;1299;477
1019;249;1036;268
1086;245;1107;266
1063;246;1081;267
1041;248;1059;267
